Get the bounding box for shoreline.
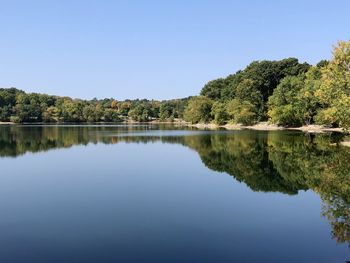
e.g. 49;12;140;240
0;121;347;133
0;122;15;125
0;120;188;125
189;122;346;134
1;121;349;147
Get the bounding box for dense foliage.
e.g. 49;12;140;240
184;40;350;129
183;57;311;124
0;88;188;123
1;40;349;128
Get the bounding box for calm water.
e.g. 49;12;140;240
0;125;349;262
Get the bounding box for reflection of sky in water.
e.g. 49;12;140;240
0;126;348;262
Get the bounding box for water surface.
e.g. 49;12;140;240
0;125;349;262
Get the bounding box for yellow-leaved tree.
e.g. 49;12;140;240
315;40;350;129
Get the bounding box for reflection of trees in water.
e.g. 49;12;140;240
323;197;350;245
180;131;350;247
266;132;350;247
0;126;349;246
0;125;187;157
182;133;307;194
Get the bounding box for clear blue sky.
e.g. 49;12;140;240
0;0;349;100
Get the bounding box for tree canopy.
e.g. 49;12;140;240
1;39;350;128
188;39;350;128
0;88;188;123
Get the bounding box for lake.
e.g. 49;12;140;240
0;125;349;262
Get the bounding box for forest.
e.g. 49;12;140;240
0;40;349;128
184;40;350;129
0;88;188;123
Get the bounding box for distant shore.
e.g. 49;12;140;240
0;119;188;125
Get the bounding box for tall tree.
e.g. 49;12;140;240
183;96;213;123
315;40;350;129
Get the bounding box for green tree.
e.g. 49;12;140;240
226;99;256;125
268;75;305;126
0;105;11;121
200;58;310;120
43;106;59;122
315;40;350;129
14;93;43;122
82;104;98;122
297;66;322;125
118;101;132;116
103;109;120;122
128;103;151;122
159;103;174;120
200;78;229;100
60;99;83;122
234;78;264;120
183;96;213;123
211;101;228;125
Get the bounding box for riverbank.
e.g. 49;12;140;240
0;119;187;125
190;122;346;133
2;120;350;147
0;122;14;125
0;120;346;134
190;122;350;147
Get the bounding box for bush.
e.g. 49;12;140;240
10;116;21;123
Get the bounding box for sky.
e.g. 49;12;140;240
0;0;349;100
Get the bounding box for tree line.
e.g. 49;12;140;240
1;39;349;127
0;88;188;123
183;40;350;129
